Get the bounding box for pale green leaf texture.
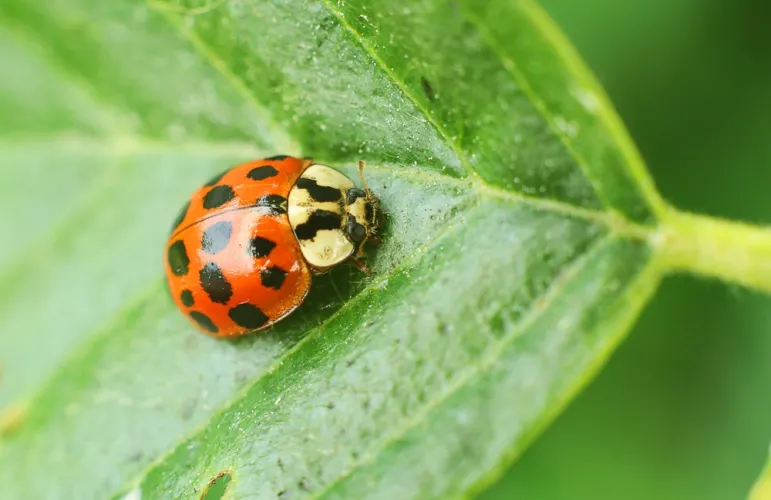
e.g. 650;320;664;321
751;451;771;500
0;0;666;499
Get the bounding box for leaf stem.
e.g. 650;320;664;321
657;209;771;293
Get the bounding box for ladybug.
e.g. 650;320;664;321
164;155;382;337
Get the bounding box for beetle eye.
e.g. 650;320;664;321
346;188;366;205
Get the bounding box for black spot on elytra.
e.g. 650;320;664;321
200;262;233;304
189;311;218;333
296;177;343;203
261;266;288;290
247;236;276;258
265;155;289;161
294;210;342;240
170;200;190;234
204;170;228;187
247;165;279;181
201;220;233;255
180;289;195;307
168;240;190;276
203;185;235;209
255;194;287;215
228;303;269;329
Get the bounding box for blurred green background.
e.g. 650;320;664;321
483;0;771;499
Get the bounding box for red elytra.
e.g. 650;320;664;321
164;155;382;337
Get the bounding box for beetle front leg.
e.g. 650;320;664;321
350;258;373;275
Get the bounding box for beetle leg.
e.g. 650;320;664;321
350;258;373;275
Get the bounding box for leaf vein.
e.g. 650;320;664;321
456;3;609;210
0;133;652;286
462;250;663;499
148;1;299;154
316;0;472;178
0;19;128;133
516;0;667;217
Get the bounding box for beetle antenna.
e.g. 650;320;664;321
358;161;373;198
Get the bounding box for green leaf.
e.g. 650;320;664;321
8;0;769;498
752;451;771;500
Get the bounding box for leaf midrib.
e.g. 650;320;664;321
0;129;653;429
0;133;652;398
0;130;654;420
0;119;653;299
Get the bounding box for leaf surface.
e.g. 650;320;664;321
0;0;665;498
752;450;771;500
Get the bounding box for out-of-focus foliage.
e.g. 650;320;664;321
483;0;771;498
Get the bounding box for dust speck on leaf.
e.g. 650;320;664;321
420;76;437;101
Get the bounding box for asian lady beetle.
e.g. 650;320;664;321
164;156;381;337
